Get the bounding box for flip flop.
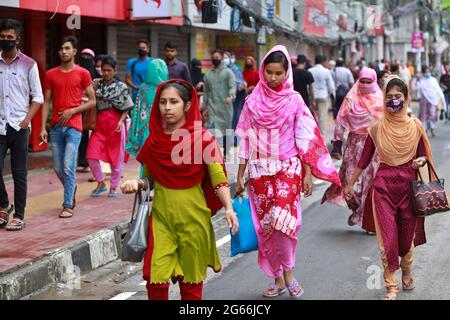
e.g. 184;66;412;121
90;187;107;197
108;191;119;198
59;208;74;219
287;279;305;298
263;284;287;298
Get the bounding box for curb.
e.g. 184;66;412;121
0;221;129;300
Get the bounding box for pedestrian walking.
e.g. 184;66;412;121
416;65;446;137
224;51;246;147
164;41;191;83
190;58;204;91
242;56;259;95
322;68;383;231
120;79;239;300
125;39;153;103
126;58;168;157
203;49;236;159
0;19;44;231
345;75;434;300
40;36;96;219
86;56;133;198
77;48;97;174
309;54;336;134
293;54;314;109
439;64;450;121
235;45;340;298
331;58;354;119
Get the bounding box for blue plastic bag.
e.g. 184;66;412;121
230;196;258;257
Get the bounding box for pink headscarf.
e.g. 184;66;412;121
336;67;384;133
241;45;302;129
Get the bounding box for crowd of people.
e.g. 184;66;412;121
0;17;448;301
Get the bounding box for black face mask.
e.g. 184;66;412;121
138;49;148;57
0;40;16;52
212;59;222;67
245;63;253;69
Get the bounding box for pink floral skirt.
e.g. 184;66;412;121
248;156;302;278
322;132;379;227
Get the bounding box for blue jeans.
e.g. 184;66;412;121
50;126;81;209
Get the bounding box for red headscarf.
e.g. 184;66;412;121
136;79;225;215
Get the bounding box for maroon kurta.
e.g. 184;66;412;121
358;135;427;272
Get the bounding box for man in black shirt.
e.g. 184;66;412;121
293;54;315;109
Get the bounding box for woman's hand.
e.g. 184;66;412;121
116;120;124;132
303;174;313;198
235;176;246;197
344;183;354;200
226;209;239;236
120;180;140;194
412;157;427;170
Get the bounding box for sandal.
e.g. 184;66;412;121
347;213;357;226
286;279;304;298
383;290;397;300
88;177;96;183
0;204;14;229
6;218;26;231
90;187;107;197
263;284;287;298
59;208;74;219
108;191;119;198
402;272;415;291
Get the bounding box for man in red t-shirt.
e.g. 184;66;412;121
40;36;96;218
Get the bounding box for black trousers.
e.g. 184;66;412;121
77;129;89;168
0;124;29;220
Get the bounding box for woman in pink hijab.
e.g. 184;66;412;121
322;67;384;232
235;45;340;298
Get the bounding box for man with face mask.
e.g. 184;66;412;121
203;49;236;160
223;52;246;147
125;39;153;102
0;19;44;230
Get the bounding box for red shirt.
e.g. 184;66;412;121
44;65;92;132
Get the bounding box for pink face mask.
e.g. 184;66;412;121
358;82;374;94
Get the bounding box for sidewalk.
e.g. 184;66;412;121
0;117;338;300
0;157;140;299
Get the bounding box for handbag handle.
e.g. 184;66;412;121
416;160;440;183
130;178;152;222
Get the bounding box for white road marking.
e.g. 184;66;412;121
216;234;231;248
109;292;137;300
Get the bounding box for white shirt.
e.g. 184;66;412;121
0;51;44;135
331;67;355;90
309;64;336;100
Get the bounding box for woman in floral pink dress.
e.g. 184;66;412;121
235;45;340;298
322;68;384;232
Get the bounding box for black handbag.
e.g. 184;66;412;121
121;179;152;262
409;162;450;217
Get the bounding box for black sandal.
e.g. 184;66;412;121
0;204;14;229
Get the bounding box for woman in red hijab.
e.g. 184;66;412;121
243;56;260;94
121;79;238;300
